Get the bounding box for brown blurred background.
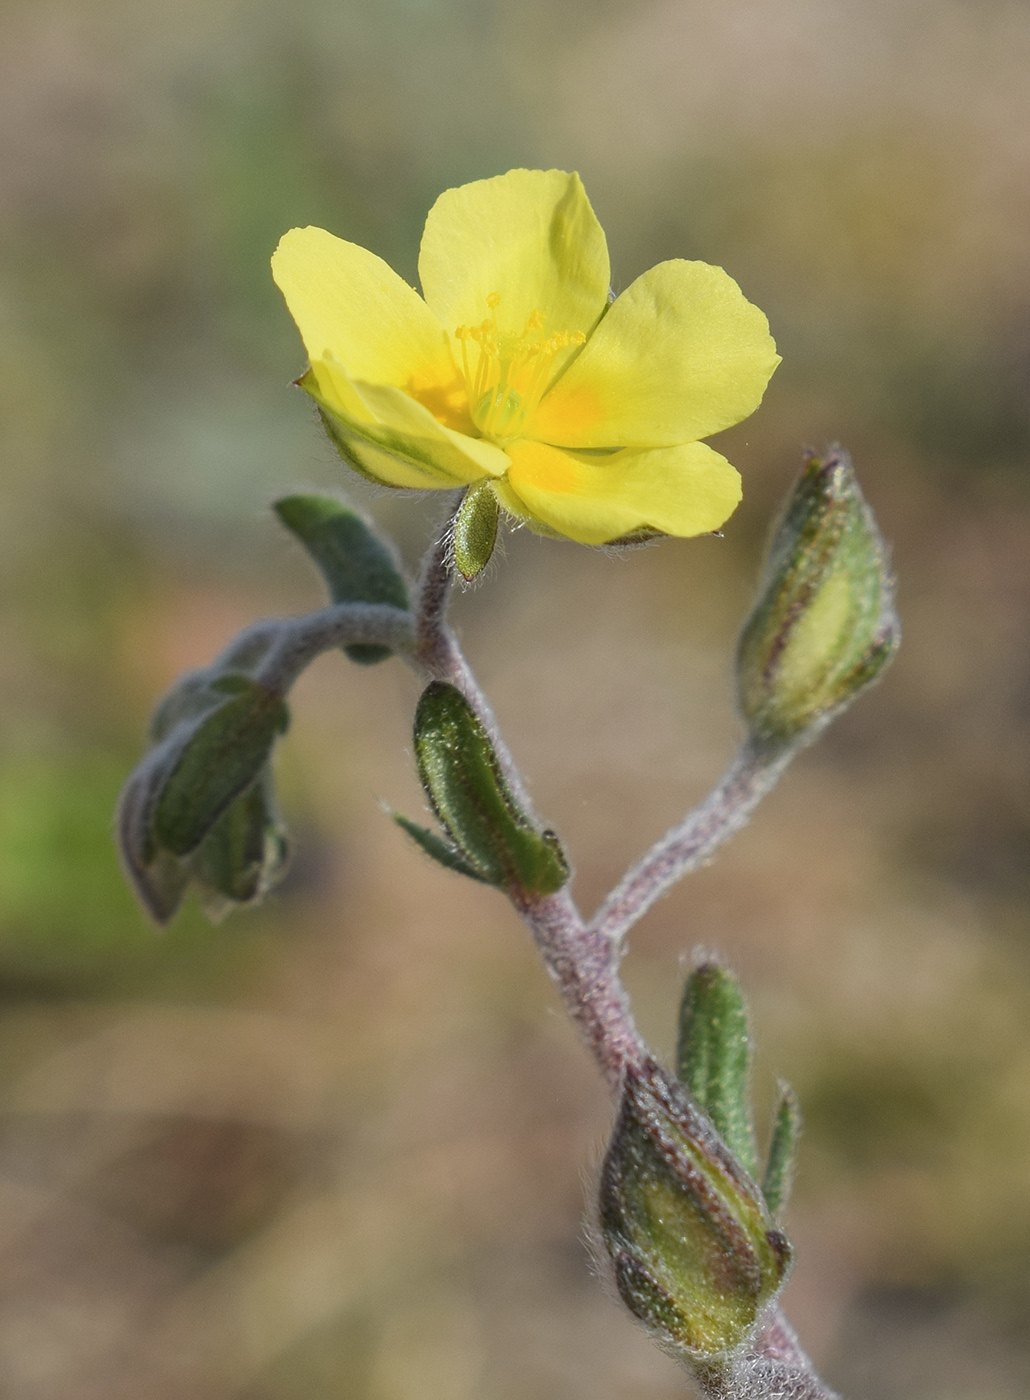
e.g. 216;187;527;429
1;0;1029;1396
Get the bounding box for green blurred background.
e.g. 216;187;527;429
1;0;1029;1395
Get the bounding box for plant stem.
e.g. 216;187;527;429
512;887;648;1092
406;519;838;1400
590;737;796;945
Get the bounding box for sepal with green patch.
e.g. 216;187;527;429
398;681;569;895
598;1058;792;1362
274;492;410;665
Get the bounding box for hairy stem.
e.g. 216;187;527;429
210;602;417;692
590;738;796;945
195;513;835;1400
406;520;837;1400
512;887;648;1092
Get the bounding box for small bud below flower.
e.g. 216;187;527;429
598;1059;791;1362
452;480;500;582
736;447;899;749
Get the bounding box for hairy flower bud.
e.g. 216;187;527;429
117;669;290;924
599;1058;791;1362
737;447;899;748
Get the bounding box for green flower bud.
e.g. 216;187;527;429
737;447;899;748
452;480;500;582
152;676;289;858
118;670;290;925
599;1058;791;1362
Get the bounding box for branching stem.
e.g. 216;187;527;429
590;738;796;945
406;506;837;1400
189;505;836;1400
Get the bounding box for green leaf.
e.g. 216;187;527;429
452;481;499;582
274;493;409;664
676;961;760;1180
153;676;289;858
393;813;493;882
762;1081;801;1218
413;682;569;896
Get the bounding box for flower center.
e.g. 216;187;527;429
455;293;586;444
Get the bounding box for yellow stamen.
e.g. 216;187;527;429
456;297;586;443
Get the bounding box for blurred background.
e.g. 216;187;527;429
1;0;1029;1395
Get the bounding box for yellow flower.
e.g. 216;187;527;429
271;169;779;547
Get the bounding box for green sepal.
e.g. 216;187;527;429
190;773;290;913
762;1081;801;1219
129;842;192;926
737;447;900;748
149;669;228;742
393;813;493;883
452;481;499;582
676;961;760;1181
153;676;289;858
412;682;569;896
274;492;410;665
599;1058;792;1362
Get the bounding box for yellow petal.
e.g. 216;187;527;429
531;261;779;449
503;439;742;545
305;358;509;489
272;226;454;388
418;170;610;352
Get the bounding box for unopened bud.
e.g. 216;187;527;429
599;1059;791;1362
452;480;499;582
117;670;290;925
737;447;899;748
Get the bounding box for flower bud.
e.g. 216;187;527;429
737;447;899;748
117;670;290;925
599;1059;791;1362
452;480;500;582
